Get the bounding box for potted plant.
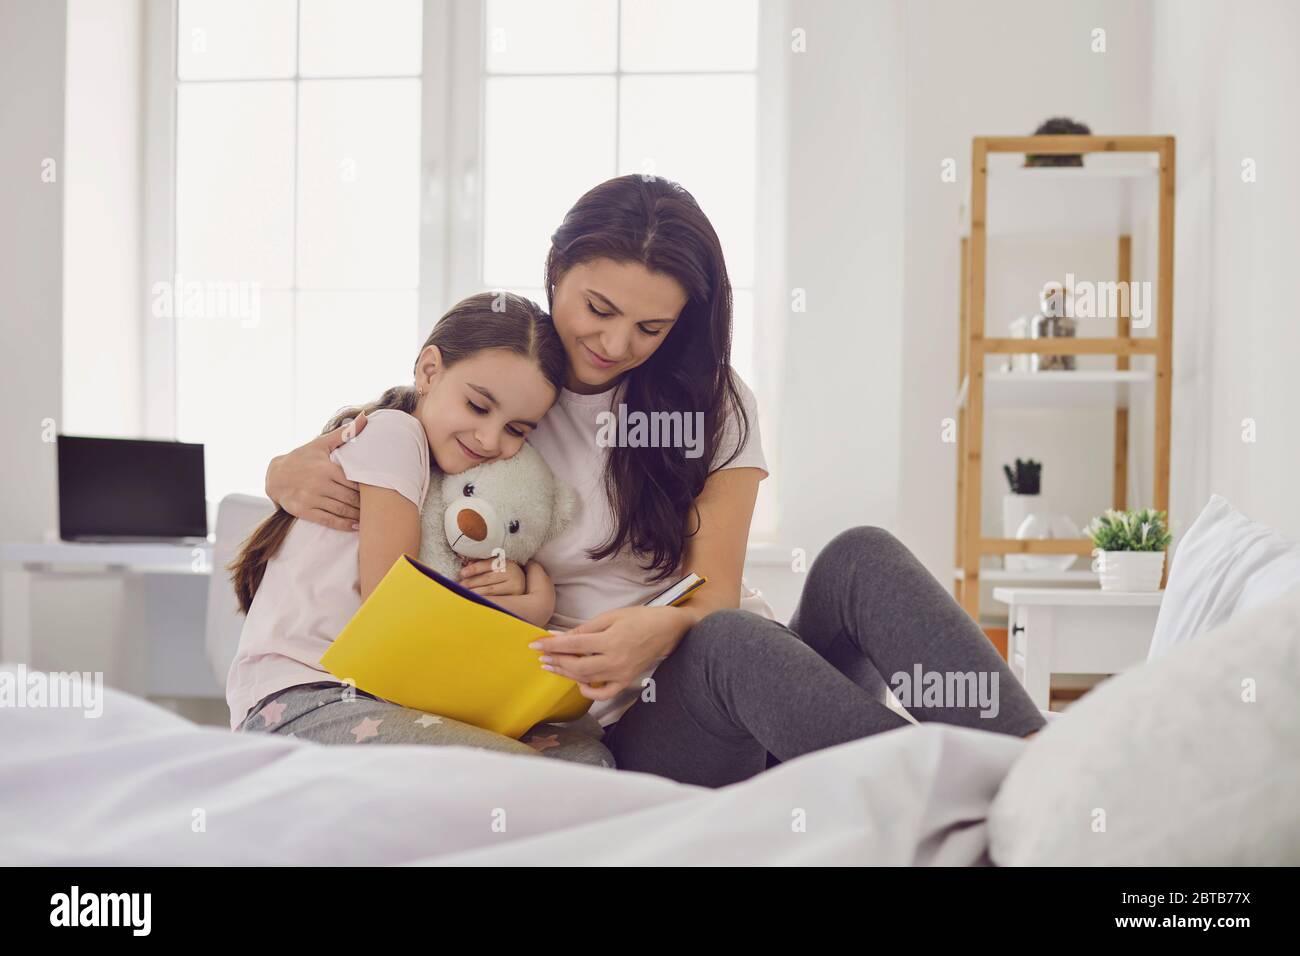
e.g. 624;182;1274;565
1084;508;1172;591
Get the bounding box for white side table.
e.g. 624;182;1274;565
991;587;1163;710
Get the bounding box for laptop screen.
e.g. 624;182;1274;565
57;435;208;541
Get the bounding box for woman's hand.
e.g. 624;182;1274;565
458;558;526;597
265;412;368;531
530;605;694;702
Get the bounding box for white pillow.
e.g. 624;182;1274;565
1148;494;1300;661
987;586;1300;866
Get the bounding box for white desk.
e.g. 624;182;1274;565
1;541;218;697
992;586;1163;710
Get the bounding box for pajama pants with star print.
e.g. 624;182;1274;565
237;680;614;766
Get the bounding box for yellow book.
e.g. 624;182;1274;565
320;555;707;739
319;555;586;738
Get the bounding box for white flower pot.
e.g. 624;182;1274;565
1094;550;1165;591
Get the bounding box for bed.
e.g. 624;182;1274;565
0;676;1026;866
3;494;1297;866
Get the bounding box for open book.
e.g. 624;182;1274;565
319;555;705;739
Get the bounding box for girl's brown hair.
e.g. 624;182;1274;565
229;292;566;613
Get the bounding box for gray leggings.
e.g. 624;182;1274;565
602;526;1047;787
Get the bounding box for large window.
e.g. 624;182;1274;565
479;0;759;385
168;0;423;503
476;0;778;538
151;0;779;538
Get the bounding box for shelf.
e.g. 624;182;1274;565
955;136;1175;625
954;568;1099;584
955;369;1153;410
961;157;1159;238
991;586;1163;608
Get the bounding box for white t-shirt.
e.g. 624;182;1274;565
529;371;774;727
225;409;430;730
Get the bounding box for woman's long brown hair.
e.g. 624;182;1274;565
228;292;567;613
545;174;749;581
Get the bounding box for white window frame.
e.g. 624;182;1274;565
142;0;179;440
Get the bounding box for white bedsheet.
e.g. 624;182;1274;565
0;672;1027;866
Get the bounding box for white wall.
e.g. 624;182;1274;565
0;0;154;696
744;0;907;620
0;0;67;544
1149;0;1300;540
896;0;1155;591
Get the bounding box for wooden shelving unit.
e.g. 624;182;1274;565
954;135;1175;621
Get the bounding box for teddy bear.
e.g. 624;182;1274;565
418;441;577;581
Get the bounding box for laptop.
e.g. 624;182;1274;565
57;435;209;543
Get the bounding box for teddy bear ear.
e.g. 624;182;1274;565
547;480;578;541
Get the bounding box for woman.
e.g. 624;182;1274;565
265;174;1045;787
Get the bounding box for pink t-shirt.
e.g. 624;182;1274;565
225;409;430;730
529;371;773;727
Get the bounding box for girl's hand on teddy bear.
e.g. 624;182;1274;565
458;558;527;597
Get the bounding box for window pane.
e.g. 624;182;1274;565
618;75;756;286
299;0;422;77
620;0;758;72
175;291;294;502
296;79;422;289
294;290;419;439
178;0;297;80
483;76;616;287
176;82;296;288
486;0;618;74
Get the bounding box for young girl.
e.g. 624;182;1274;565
225;293;603;759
